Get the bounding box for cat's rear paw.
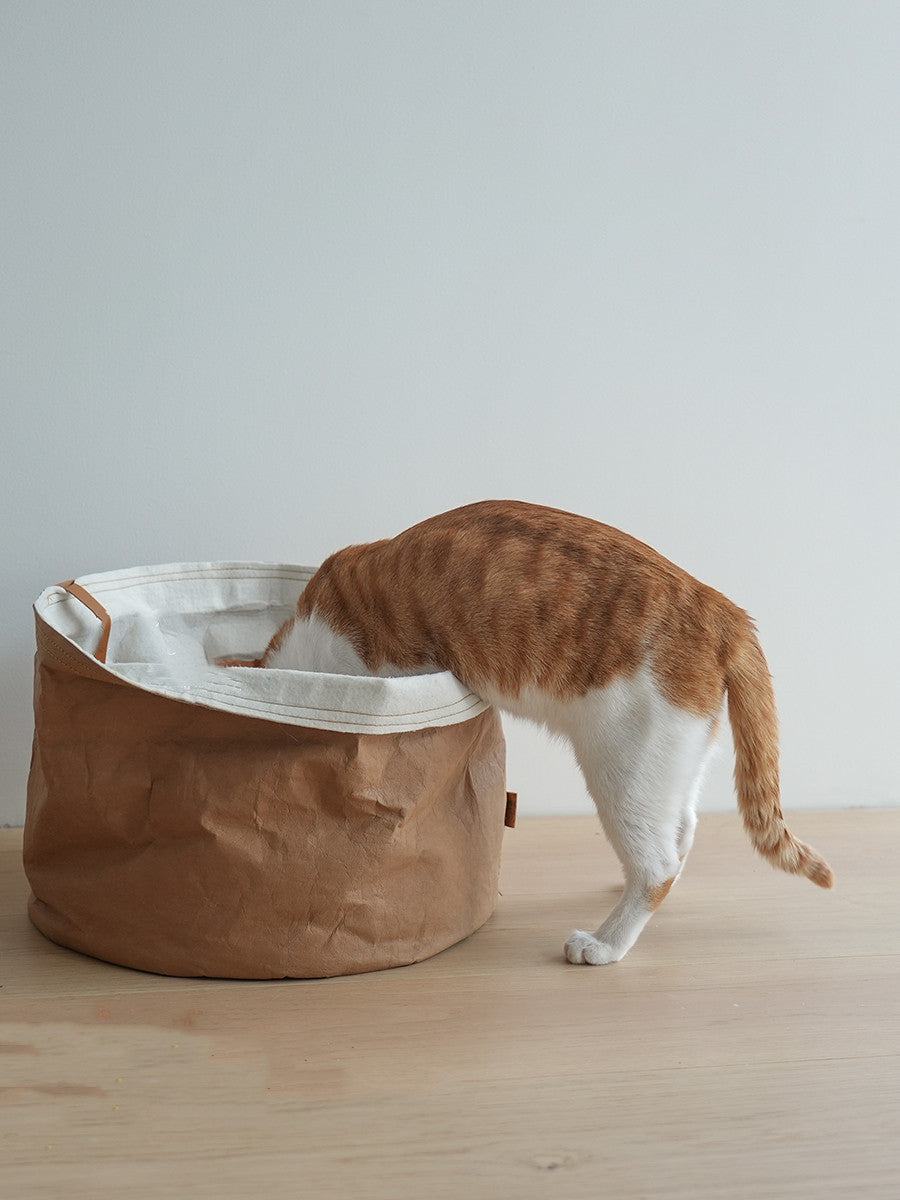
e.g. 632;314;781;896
564;930;618;966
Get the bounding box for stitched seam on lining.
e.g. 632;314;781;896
173;692;487;728
65;566;313;595
147;680;486;722
199;671;474;713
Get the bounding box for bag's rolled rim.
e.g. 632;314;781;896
33;561;491;734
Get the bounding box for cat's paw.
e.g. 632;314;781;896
564;930;618;965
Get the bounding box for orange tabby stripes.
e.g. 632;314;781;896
264;499;833;964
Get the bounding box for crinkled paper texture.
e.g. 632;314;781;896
24;563;507;978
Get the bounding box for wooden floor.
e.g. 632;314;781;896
2;810;899;1199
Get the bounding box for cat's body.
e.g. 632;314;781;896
263;500;832;964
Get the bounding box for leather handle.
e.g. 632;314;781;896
58;579;112;663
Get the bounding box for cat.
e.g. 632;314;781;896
262;499;833;965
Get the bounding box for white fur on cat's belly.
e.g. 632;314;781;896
271;616;720;965
480;669;716;866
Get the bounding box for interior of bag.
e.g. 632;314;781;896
36;566;492;734
106;604;290;670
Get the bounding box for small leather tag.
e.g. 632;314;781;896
504;791;517;829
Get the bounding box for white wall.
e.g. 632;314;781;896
3;2;898;825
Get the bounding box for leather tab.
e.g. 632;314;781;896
58;580;112;663
504;791;517;829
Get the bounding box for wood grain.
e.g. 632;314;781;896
2;810;898;1199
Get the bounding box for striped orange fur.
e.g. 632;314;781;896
264;500;832;964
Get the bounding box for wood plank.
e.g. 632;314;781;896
2;812;898;1199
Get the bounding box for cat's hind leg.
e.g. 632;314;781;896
563;675;718;965
675;716;719;864
563;823;683;966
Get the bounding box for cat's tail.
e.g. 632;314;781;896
725;622;834;888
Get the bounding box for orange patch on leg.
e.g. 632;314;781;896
647;876;676;911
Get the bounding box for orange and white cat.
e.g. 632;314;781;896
263;500;833;964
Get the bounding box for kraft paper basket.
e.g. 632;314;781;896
24;562;509;979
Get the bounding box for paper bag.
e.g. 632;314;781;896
24;563;508;978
